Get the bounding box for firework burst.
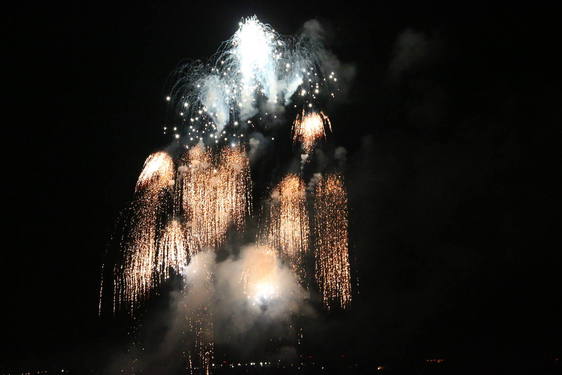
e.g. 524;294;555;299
135;151;175;192
312;173;351;310
116;152;175;309
292;110;332;153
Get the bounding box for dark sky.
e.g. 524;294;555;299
5;1;561;372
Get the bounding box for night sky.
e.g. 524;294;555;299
6;1;561;373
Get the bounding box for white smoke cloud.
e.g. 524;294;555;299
334;146;347;167
307;172;323;192
160;245;310;354
248;132;269;162
388;29;440;80
213;245;309;336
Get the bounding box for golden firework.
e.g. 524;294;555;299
157;219;189;280
312;173;351;309
292;111;332;153
261;174;309;278
180;144;251;252
135;151;175;192
117;152;176;309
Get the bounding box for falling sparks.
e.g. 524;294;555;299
312;173;352;310
115;152;176;309
157;219;189;280
292;111;332;153
180;144;251;251
261;174;309;279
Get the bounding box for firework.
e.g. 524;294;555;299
180;144;251;251
292;110;332;153
312;173;351;309
116;152;176;309
105;15;354;373
135;151;175;192
261;174;309;278
168;16;341;145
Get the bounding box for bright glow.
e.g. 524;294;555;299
292;111;332;153
253;282;276;303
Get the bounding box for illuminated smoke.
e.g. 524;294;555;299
182;251;216;375
292;110;332;153
241;245;279;305
312;173;352;310
260;174;309;279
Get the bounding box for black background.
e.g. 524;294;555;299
5;1;561;373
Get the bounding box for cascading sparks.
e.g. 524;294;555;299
260;174;309;278
158;219;189;281
117;152;175;308
180;144;251;251
292;110;332;153
312;173;352;310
